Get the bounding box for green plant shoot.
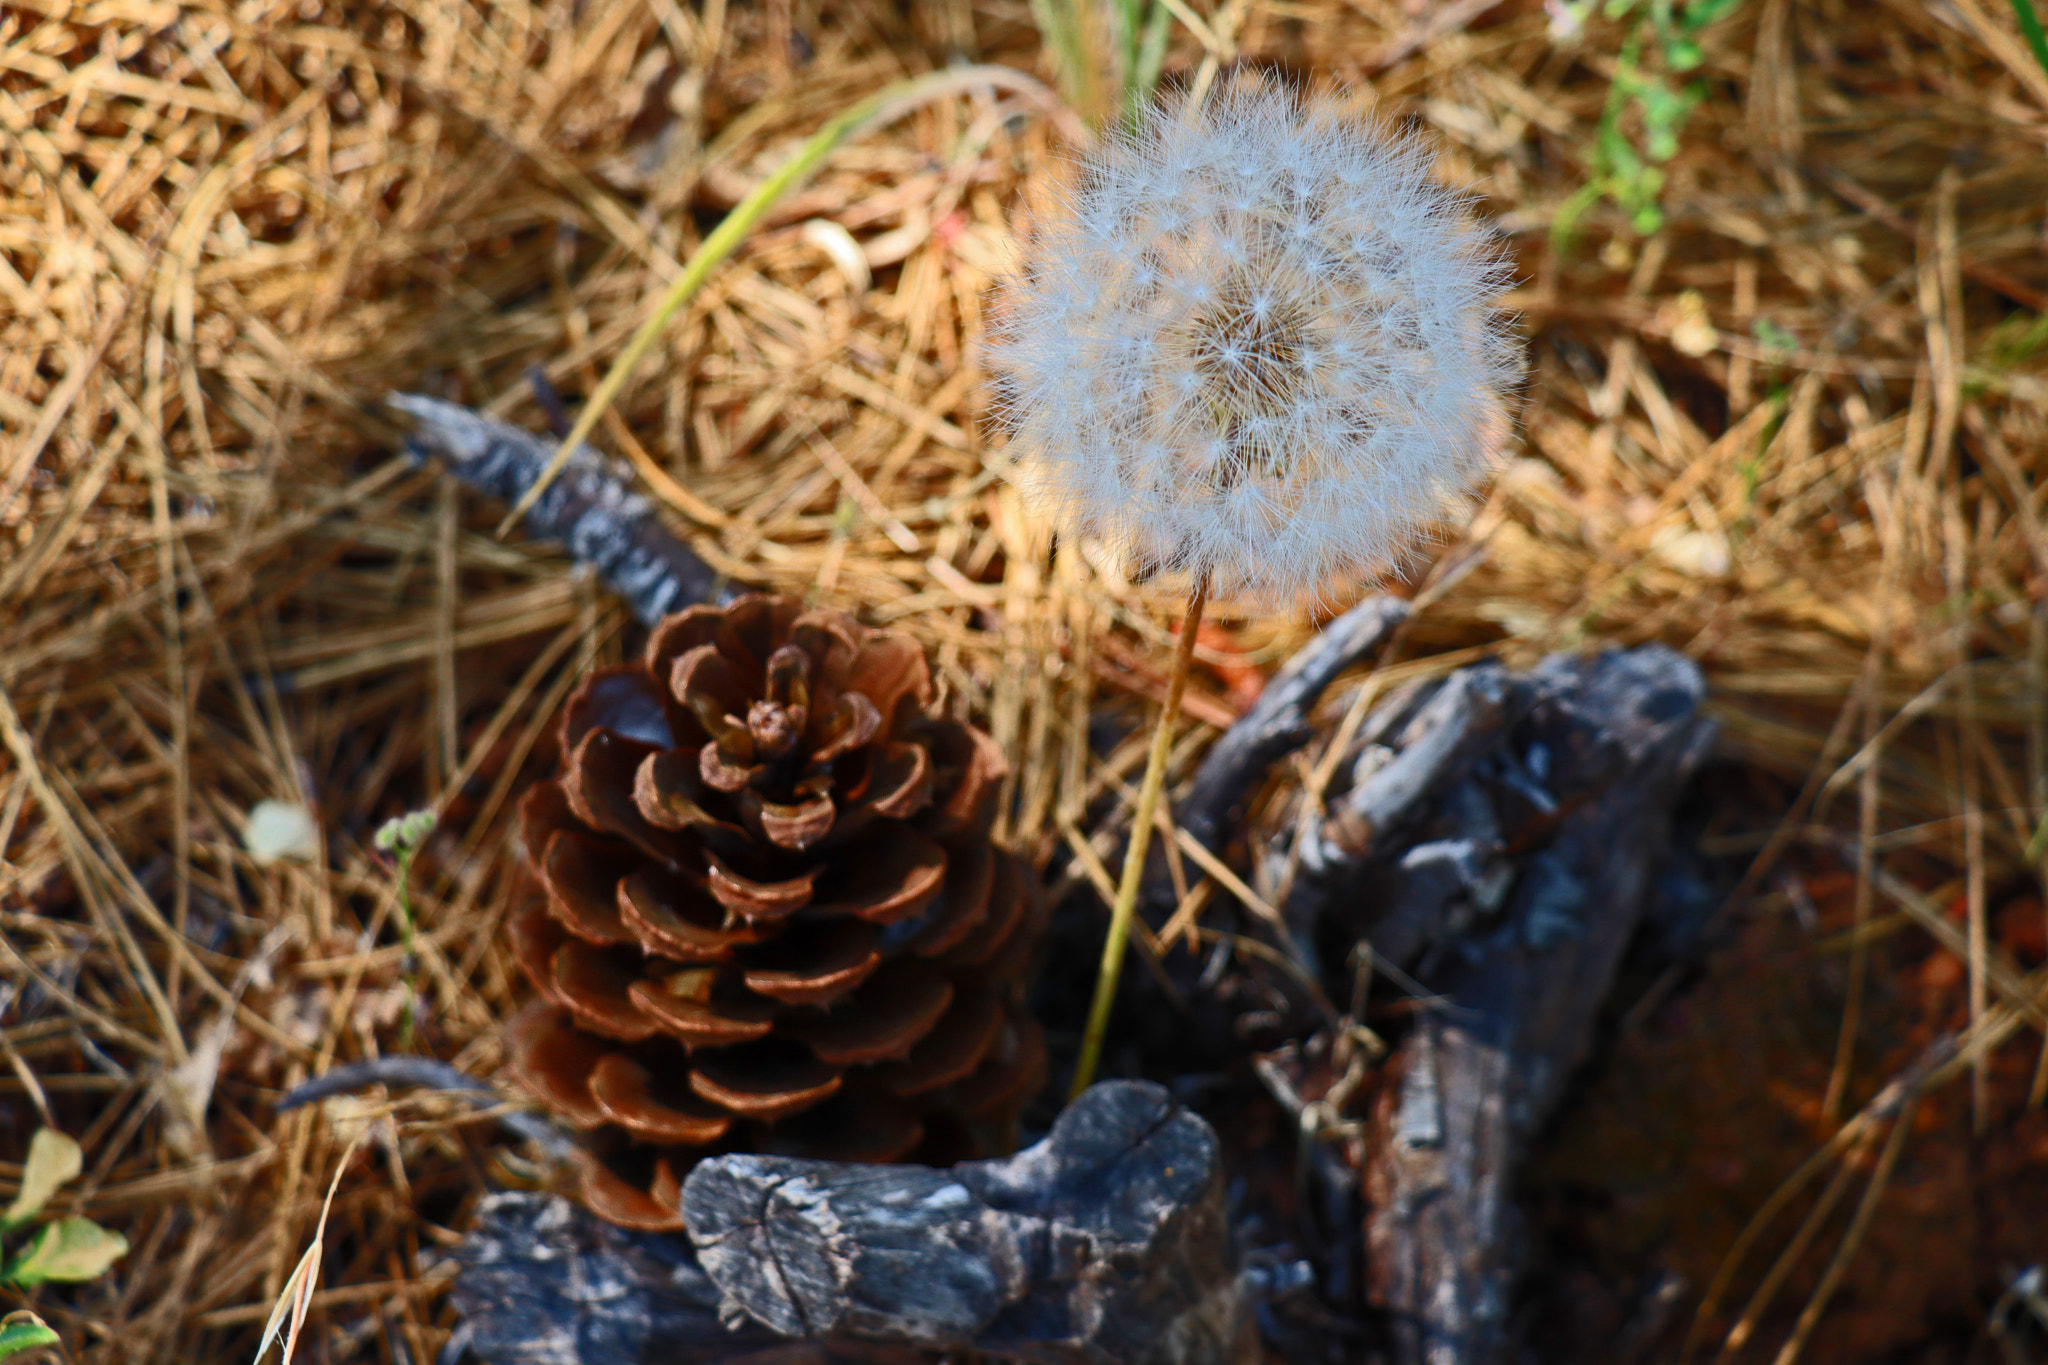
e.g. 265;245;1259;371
1552;0;1745;245
0;1130;129;1359
374;809;437;1048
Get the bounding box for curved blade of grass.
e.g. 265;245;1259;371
253;1132;365;1365
2014;0;2048;75
496;65;1069;539
1029;0;1097;114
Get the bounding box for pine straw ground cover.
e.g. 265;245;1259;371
4;0;2048;1360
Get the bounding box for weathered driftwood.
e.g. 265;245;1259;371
390;392;725;623
1284;645;1712;1365
447;1081;1255;1365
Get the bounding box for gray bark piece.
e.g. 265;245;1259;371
685;1079;1254;1365
1179;594;1409;856
685;1162;1015;1342
450;1082;1255;1365
390;392;726;623
1359;645;1714;1365
449;1191;793;1365
1318;662;1533;864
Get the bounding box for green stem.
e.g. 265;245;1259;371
394;846;419;1050
1070;575;1209;1098
496;65;1061;536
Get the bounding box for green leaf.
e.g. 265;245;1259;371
0;1321;60;1360
0;1130;81;1233
0;1217;129;1287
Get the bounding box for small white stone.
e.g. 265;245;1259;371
244;798;320;865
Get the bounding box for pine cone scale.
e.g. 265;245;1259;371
588;1054;733;1145
873;988;1004;1096
571;1145;682;1232
504;1003;610;1129
551;939;662;1041
735;916;881;1005
616;865;766;961
767;1088;922;1162
941;850;1036;968
703;850;816;918
749;789;836;849
900;839;992;958
537;829;638;945
624;973;776;1045
785;959;953;1066
561;667;674;751
688;1039;842;1118
632;749;740;836
562;729;683;860
811;828;945;922
856;742;932;820
917;721;1007;836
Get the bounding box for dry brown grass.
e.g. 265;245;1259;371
4;0;2048;1358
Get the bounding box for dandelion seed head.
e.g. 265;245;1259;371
995;83;1523;601
989;81;1521;605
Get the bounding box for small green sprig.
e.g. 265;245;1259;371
0;1130;128;1360
1552;0;1744;245
373;810;437;1048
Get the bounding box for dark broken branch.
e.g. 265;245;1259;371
277;1056;574;1161
390;392;725;623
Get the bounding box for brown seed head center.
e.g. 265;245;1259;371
1186;287;1311;418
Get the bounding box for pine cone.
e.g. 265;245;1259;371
505;595;1045;1230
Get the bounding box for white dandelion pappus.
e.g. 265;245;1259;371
987;82;1523;607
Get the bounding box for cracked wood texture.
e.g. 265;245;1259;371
1313;646;1713;1365
449;1080;1253;1365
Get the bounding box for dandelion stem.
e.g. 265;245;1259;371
1071;572;1209;1097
